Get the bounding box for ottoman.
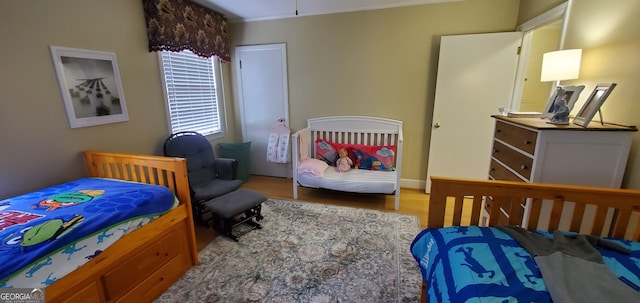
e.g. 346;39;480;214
204;189;266;241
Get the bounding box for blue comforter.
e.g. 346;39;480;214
410;226;640;302
0;178;175;283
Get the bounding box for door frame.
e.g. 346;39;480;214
509;2;570;111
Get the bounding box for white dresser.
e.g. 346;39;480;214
486;115;637;227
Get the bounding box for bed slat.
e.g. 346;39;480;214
569;203;586;233
525;198;543;230
547;198;564;231
452;196;465;226
507;198;524;226
590;205;609;236
612;210;632;239
469;196;483;226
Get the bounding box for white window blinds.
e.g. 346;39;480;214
160;50;222;136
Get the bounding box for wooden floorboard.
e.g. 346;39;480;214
194;175;431;251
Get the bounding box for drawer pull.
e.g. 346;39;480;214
520;165;528;170
524;140;531;145
496;129;501;133
494;149;499;153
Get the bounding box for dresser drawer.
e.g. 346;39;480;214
494;121;538;154
491;140;533;180
489;159;525;182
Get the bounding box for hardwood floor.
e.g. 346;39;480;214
194;175;431;251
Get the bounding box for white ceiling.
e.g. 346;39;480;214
193;0;462;22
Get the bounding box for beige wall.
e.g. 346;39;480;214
0;0;241;199
228;0;519;186
562;0;640;188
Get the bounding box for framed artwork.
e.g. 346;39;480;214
573;83;617;127
540;85;585;119
50;46;128;128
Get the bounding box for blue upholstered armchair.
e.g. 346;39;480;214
163;131;243;224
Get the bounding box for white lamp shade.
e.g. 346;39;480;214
540;49;582;82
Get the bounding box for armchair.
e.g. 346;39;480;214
163;131;243;224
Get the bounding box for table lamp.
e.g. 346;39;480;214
540;49;582;124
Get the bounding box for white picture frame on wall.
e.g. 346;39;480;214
50;46;128;128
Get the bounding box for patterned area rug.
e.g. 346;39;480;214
155;199;423;303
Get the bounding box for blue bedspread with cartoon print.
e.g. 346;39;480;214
410;226;640;302
0;178;175;286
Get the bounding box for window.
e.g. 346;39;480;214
159;50;225;138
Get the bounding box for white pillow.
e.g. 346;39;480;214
297;158;329;178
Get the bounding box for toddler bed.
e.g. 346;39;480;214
412;176;640;303
292;116;403;210
1;151;198;303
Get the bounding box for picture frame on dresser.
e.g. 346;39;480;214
50;46;129;128
540;85;585;119
573;83;617;127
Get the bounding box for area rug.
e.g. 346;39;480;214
155;199;423;303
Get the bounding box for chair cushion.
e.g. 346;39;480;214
192;178;243;202
164;132;220;185
205;189;267;218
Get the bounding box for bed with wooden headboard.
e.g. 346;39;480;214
412;176;640;303
39;151;198;303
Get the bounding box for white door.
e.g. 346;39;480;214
236;43;289;178
425;32;522;192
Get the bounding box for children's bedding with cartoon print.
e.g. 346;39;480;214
0;177;177;287
410;226;640;302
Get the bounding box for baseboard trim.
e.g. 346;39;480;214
400;178;425;190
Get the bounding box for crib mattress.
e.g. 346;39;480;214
297;168;397;194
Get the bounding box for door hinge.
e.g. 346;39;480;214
517;46;521;55
239;60;242;69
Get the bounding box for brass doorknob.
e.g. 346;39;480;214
434;123;441;128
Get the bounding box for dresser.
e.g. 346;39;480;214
486;115;637;227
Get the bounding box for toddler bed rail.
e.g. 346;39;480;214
292;116;403;209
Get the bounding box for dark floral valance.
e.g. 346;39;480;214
142;0;230;62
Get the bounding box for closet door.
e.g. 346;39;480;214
235;43;290;178
425;32;522;192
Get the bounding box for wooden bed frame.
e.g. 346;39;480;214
45;151;198;303
420;176;640;302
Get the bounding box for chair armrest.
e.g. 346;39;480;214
214;158;238;180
